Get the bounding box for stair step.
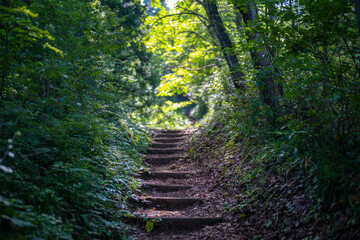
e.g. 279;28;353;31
147;147;184;154
155;133;188;138
141;171;195;179
150;142;179;148
131;129;224;233
133;216;223;231
145;155;184;165
152;137;186;143
153;129;185;134
139;196;202;210
142;184;192;192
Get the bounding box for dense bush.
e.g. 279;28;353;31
0;0;153;238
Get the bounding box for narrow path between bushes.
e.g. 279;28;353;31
131;129;230;239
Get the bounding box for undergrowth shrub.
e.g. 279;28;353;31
0;100;149;239
0;1;153;238
196;90;360;234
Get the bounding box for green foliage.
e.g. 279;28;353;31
195;90;359;236
0;0;153;239
143;0;224;120
145;220;154;232
151;0;360;208
131;100;192;129
176;0;360;232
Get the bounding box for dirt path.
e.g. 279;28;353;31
132;129;226;239
129;128;360;240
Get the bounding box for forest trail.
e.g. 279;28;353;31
133;129;224;239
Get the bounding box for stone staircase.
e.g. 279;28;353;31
134;129;222;232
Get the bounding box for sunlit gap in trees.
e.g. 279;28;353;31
165;0;178;9
141;0;178;10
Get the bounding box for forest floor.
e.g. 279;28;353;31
128;128;360;239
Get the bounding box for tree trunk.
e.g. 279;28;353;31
354;0;360;41
204;0;246;91
266;45;285;96
235;2;279;111
1;28;9;100
234;8;243;36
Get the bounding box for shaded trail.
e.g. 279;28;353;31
133;129;223;239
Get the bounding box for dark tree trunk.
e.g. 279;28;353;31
204;0;245;91
235;2;279;111
234;8;243;36
1;28;9;100
266;45;285;96
354;0;360;41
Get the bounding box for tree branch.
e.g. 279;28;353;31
150;11;209;29
176;5;209;26
180;64;219;71
179;30;219;47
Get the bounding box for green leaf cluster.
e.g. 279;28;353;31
0;0;153;239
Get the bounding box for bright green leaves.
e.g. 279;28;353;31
164;100;194;110
130;101;192;128
143;0;220;118
157;68;193;96
150;0;163;8
145;220;154;232
43;42;63;56
0;5;61;99
0;6;56;48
